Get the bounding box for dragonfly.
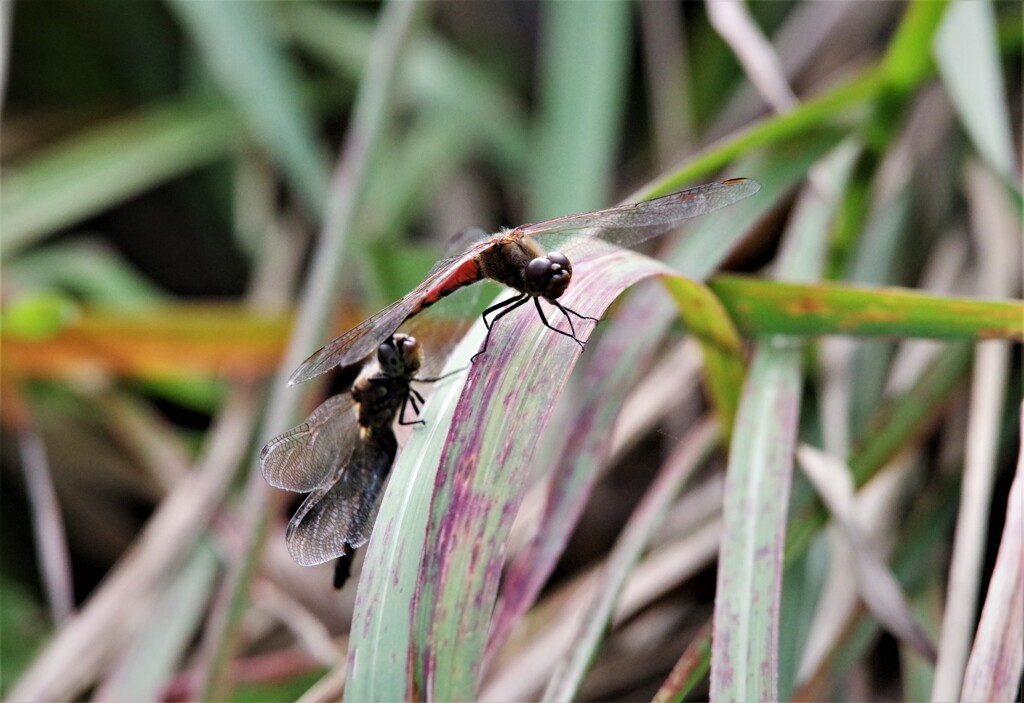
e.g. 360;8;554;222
261;334;450;579
289;178;760;384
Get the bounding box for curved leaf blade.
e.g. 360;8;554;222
344;248;670;702
413;248;672;701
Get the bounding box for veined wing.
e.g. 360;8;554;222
512;178;760;254
288;245;492;385
285;436;396;566
260;393;360;493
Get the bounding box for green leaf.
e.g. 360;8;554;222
709;276;1024;341
933;0;1018;181
662;277;745;432
0;94;241;255
168;0;330;212
711;339;804;703
530;0;632;219
707;148;853;701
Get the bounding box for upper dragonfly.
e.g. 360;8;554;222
290;178;760;384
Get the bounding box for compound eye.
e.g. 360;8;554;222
547;251;571;274
377;339;400;372
524;257;551;286
523;254;573;299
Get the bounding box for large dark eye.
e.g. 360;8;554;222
525;257;551;285
523;252;573;299
377;339;400;373
547;251;571;274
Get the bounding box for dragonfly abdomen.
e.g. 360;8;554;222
410;257;486;319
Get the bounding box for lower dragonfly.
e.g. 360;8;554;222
261;334;450;585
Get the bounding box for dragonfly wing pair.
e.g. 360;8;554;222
260;394;362;493
286;179;760;384
285;434;396;566
511;178;761;256
262;390;399;566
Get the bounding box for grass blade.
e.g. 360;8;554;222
933;0;1018;181
959;425;1024;702
415;250;670;702
345;249;670;702
709;276;1024;340
0;94;241;254
488;140;836;661
168;0;330;212
710;339;803;703
530;0;632;219
708;144;851;702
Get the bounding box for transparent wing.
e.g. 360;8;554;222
442;226;493;258
287;295;423;386
288;246;493;385
285;435;396;566
514;178;760;254
260;393;360;493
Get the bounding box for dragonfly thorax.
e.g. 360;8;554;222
477;237;571;298
352;375;410;433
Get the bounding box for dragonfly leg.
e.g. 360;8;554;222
533;297;586;351
481;293;529;329
560;302;600;323
416;365;469;384
399;389;426;426
551;299;600;343
472;294;531;362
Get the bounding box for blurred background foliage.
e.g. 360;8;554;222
1;1;1021;701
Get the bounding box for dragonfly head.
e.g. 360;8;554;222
378;334;422;377
523;251;572;300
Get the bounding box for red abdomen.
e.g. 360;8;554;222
414;257;483;313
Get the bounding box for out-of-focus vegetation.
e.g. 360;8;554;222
1;2;1021;701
